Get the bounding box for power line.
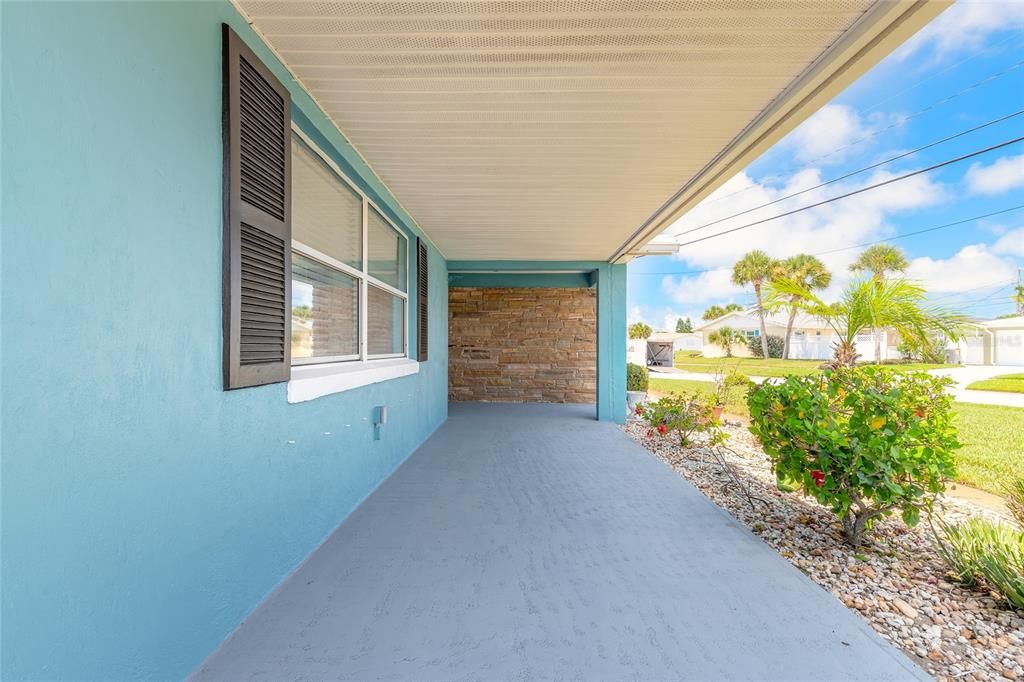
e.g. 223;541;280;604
930;279;1018;303
630;204;1024;276
692;56;1024;210
858;32;1022;113
670;109;1024;238
812;209;1024;257
675;136;1024;249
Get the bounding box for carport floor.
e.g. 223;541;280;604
192;402;925;681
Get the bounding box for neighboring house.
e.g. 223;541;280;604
696;310;900;361
626;331;703;367
951;316;1024;366
2;2;944;679
647;331;703;366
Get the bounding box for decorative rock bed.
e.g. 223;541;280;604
623;418;1024;682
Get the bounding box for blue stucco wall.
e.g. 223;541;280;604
1;2;448;679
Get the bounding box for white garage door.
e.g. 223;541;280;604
995;330;1024;366
964;336;985;365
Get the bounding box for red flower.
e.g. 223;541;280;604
810;470;826;487
635;405;644;415
914;408;925;418
657;424;668;435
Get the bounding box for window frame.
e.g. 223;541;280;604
289;125;410;368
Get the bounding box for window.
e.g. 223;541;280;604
290;132;409;367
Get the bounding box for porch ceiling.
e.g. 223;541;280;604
237;1;949;262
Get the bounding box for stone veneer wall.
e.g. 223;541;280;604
448;287;597;403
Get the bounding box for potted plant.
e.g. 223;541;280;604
710;367;727;419
626;363;649;414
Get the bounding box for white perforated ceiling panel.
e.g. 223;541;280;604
236;1;925;261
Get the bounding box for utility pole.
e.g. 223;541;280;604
1018;267;1024;316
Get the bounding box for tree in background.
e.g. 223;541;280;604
708;326;744;357
766;254;832;359
732;250;778;359
773;277;965;368
850;245;909;363
675;317;694;333
628;322;653;340
1014;283;1024;315
701;303;743;321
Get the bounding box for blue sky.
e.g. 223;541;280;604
628;0;1024;330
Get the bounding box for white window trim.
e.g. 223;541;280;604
288;358;419;404
288;125;413;402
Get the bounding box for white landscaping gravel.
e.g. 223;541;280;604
622;418;1024;682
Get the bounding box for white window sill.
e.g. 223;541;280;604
287;358;419;404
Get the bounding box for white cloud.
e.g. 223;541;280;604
661;268;744;306
992;226;1024;256
907;243;1018;293
656;163;949;307
965;154;1024;195
895;0;1024;61
785;105;872;165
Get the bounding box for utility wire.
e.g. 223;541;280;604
670;109;1024;238
812;210;1024;257
692;56;1024;209
930;279;1019;303
631;205;1024;276
675;136;1024;249
857;32;1022;113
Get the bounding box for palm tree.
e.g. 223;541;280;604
732;250;777;359
1014;283;1024;315
628;322;652;340
773;277;966;368
766;254;832;359
701;303;743;321
849;245;909;363
849;244;909;281
708;326;743;357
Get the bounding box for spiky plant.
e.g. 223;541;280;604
771;277;966;368
849;245;909;363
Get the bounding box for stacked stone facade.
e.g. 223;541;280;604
448;287;597;403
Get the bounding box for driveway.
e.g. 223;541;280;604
193;403;924;680
929;365;1024;408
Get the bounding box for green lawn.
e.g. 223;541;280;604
648;378;1023;496
672;352;955;378
966;373;1024;394
952;403;1024;494
649;378;751;416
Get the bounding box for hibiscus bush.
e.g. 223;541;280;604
747;366;959;546
636;393;726;448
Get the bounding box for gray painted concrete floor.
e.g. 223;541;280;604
193;403;926;681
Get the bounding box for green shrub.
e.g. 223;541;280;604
626;363;649;392
747;366;959;546
1005;478;1024;528
933;518;1024;609
747;334;785;358
636;393;726;448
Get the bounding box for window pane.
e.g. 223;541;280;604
292;136;362;270
367;207;406;291
367;285;405;356
292;252;359;362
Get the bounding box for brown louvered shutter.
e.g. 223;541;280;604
416;238;429;361
222;25;291;389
